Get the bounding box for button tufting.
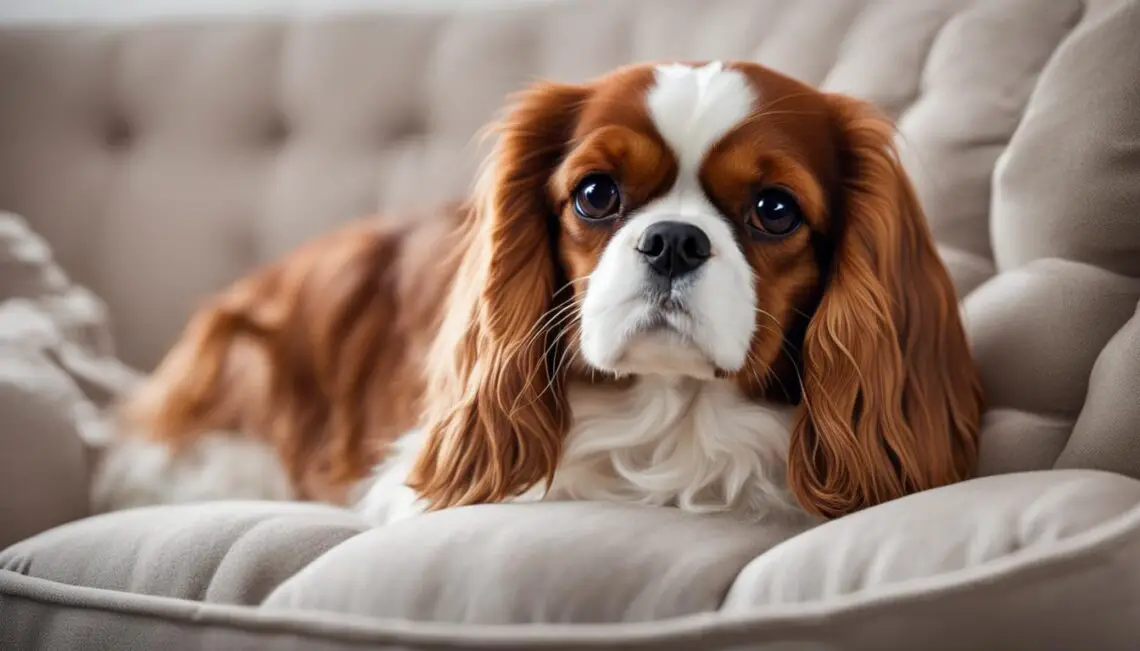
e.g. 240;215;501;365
264;115;290;145
104;118;133;149
386;111;428;143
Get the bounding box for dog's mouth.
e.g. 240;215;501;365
643;280;692;311
635;284;694;324
638;307;683;332
611;300;716;379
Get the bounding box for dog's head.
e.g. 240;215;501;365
409;61;982;518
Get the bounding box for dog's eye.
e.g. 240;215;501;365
747;187;803;237
573;174;621;220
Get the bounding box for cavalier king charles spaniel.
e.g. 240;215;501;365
94;61;983;525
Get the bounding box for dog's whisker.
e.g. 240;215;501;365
752;314;807;401
510;314;581;418
515;301;579;357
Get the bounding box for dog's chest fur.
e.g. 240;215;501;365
357;376;804;524
550;376;801;519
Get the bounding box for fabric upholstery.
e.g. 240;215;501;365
0;212;138;549
1;502;367;606
970;260;1140;476
0;357;90;550
0;0;1126;368
262;503;809;623
722;469;1140;606
4;470;1140;650
1056;301;1140;477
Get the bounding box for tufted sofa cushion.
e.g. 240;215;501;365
0;0;1131;361
4;471;1140;650
1;502;368;606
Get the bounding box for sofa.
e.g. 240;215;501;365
2;0;1140;648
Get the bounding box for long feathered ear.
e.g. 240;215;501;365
407;81;590;509
787;95;984;519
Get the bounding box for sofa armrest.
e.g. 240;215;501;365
0;212;136;548
723;468;1140;608
0;346;91;549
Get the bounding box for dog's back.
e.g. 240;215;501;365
96;209;466;511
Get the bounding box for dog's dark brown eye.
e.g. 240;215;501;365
573;174;620;220
748;187;803;237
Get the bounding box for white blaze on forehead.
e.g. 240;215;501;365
646;62;756;174
578;61;760;376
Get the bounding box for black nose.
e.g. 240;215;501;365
636;221;711;279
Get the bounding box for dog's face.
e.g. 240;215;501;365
410;61;983;519
550;62;832;385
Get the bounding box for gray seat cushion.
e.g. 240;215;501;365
261;503;809;623
1;502;368;606
4;470;1140;650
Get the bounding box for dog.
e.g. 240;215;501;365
94;61;983;526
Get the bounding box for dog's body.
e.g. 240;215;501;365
98;216;460;510
95;61;983;525
97;205;804;525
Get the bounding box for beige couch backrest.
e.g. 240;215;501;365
1;0;1138;478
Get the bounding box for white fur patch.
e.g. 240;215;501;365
646;62;755;174
352;429;428;524
550;376;802;520
91;432;294;513
579;62;758;374
356;377;806;525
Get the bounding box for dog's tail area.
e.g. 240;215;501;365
93;275;295;513
96;221;427;513
120;283;275;446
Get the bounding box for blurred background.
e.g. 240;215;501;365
0;0;1105;373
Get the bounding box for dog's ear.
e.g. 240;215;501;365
408;82;590;509
787;95;984;519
